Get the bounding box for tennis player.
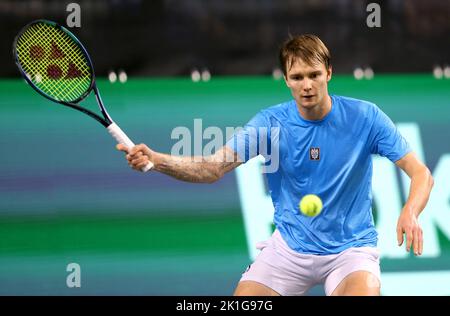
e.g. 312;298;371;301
117;34;434;296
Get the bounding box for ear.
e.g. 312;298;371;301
326;65;333;82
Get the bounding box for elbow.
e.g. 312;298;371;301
428;170;434;190
424;166;434;190
206;178;218;184
206;170;224;184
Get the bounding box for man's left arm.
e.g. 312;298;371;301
395;152;434;256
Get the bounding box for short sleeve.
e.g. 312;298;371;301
369;106;411;162
225;111;271;163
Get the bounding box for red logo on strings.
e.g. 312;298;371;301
29;42;83;80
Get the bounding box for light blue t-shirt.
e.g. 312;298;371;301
227;95;411;255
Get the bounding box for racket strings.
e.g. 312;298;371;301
19;24;90;101
19;24;90;100
16;22;93;102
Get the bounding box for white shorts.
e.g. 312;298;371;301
239;230;380;296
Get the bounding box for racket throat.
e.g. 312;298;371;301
93;85;113;125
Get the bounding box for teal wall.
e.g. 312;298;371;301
0;75;449;295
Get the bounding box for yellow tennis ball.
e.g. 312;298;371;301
299;194;323;217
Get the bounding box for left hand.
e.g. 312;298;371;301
396;208;423;256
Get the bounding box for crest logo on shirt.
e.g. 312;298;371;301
310;147;320;160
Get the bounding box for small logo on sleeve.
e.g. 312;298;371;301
310;147;320;160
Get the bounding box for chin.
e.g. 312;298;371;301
298;100;318;108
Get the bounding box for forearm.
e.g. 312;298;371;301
403;167;434;217
152;147;241;183
152;153;221;183
119;143;241;183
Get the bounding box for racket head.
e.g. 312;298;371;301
13;20;95;104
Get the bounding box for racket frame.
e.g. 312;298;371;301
12;19;112;127
12;19;154;171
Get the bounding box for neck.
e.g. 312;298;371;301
297;95;332;121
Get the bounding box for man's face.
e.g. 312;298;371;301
284;58;332;110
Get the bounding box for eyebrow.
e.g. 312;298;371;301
289;70;322;77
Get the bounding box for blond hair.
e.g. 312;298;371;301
279;34;331;75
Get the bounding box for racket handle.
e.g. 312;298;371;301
107;122;154;172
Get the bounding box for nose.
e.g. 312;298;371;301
302;78;312;91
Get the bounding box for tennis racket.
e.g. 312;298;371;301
12;19;153;172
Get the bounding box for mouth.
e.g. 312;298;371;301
301;95;315;100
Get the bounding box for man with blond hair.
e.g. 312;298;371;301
118;34;433;296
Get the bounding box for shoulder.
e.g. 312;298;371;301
259;100;294;122
333;95;380;119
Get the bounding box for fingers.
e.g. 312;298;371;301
117;143;149;155
414;227;423;256
407;227;424;256
129;144;150;156
131;156;146;166
418;228;423;255
397;225;412;252
399;226;423;256
116;143;129;153
397;212;423;256
118;143;151;172
413;229;419;256
405;229;413;253
397;226;404;246
135;160;150;170
126;151;143;160
128;156;149;171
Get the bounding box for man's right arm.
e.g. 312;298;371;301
117;143;242;183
